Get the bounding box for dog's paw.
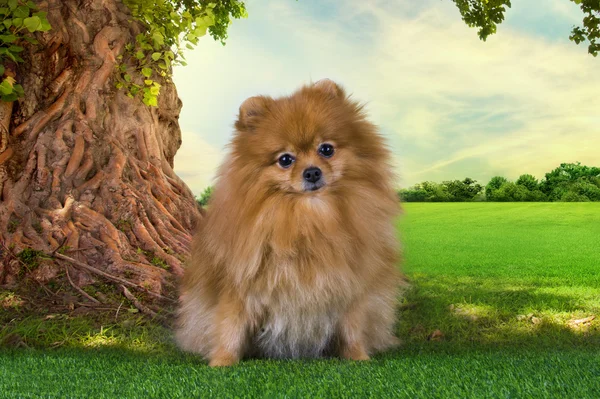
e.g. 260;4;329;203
342;344;371;361
208;350;239;367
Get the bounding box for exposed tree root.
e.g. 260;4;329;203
53;253;176;303
121;285;158;318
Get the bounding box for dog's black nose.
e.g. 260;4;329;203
303;167;322;183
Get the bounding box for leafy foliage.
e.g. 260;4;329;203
540;162;600;201
400;163;600;202
485;176;508;200
196;185;213;207
398;178;483;202
515;174;539;192
452;0;600;56
116;0;247;106
570;0;600;56
444;177;483;201
451;0;512;41
0;0;51;101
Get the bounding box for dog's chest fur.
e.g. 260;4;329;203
243;250;357;359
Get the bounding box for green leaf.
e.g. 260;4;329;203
12;83;23;96
1;92;18;102
135;50;145;59
39;18;51;31
23;36;38;45
0;79;13;95
144;79;153;86
12;17;22;28
151;52;161;61
151;31;164;47
0;34;16;43
124;74;131;83
24;16;41;32
5;51;16;62
144;95;158;107
194;26;207;38
141;67;152;78
3;19;12;28
0;65;4;76
8;0;17;11
14;5;30;18
9;45;23;52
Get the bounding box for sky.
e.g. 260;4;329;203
172;0;600;196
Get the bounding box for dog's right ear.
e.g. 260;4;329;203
235;96;272;132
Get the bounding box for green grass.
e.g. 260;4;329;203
1;202;599;398
397;202;600;348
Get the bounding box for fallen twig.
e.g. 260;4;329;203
115;300;124;322
51;237;68;256
35;279;56;297
121;285;157;318
64;264;100;304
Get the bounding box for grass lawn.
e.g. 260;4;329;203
2;202;600;398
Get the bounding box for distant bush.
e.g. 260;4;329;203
516;174;539;192
567;181;600;201
399;162;599;202
561;191;590;202
485;176;509;200
492;182;529;202
399;178;482;202
196;186;213;207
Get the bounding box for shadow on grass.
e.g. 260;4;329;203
396;274;600;350
1;274;599;358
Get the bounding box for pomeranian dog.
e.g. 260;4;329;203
175;79;402;367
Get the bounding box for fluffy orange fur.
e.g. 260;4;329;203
175;79;402;366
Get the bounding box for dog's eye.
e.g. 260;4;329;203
278;154;295;168
318;143;335;158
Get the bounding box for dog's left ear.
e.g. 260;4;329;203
313;78;345;99
235;95;272;132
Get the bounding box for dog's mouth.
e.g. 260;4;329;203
303;181;326;192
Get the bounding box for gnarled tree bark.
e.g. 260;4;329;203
0;0;200;297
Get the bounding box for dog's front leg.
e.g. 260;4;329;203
338;299;370;361
209;292;248;367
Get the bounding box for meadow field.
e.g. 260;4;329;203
1;203;599;398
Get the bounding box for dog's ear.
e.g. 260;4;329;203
313;78;345;99
235;95;272;132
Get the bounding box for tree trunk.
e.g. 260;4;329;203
0;0;200;297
